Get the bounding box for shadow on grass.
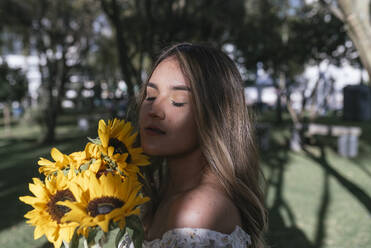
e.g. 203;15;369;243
299;142;371;247
314;167;330;248
261;122;371;248
353;141;371;179
262;138;315;248
0;138;43;157
303;145;371;215
353;160;371;179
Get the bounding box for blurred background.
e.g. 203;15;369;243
0;0;370;247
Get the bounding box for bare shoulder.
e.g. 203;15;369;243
166;184;242;234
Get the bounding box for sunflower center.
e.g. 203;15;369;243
108;138;132;163
87;196;124;217
47;189;76;224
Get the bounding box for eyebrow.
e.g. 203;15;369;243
147;82;191;92
147;82;158;90
172;85;191;91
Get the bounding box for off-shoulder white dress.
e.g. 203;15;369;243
119;225;251;248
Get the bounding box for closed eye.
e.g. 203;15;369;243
145;97;185;107
172;100;186;107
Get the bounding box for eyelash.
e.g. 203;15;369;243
171;100;186;107
145;97;186;107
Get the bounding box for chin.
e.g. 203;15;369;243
143;143;200;158
142;144;166;157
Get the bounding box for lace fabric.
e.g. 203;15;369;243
119;225;251;248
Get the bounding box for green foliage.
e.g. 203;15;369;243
235;0;351;80
0;63;28;102
99;0;247;98
1;0;361;138
64;233;80;248
115;215;144;248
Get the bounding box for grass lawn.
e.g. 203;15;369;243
263;121;371;248
0;112;370;248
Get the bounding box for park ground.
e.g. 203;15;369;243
0;111;370;248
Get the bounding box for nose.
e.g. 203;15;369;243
148;97;166;120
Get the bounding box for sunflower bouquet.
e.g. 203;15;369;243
19;119;150;248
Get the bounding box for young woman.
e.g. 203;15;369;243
134;43;267;247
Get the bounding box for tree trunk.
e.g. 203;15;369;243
323;0;371;84
338;0;371;83
42;107;57;144
274;72;286;124
275;91;283;124
40;51;68;144
41;74;58;144
3;102;11;135
101;0;136;100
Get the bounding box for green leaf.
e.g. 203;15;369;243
62;168;70;176
114;215;145;248
80;163;90;171
115;227;126;248
64;232;80;248
126;215;144;248
109;220;119;230
126;215;143;232
86;227;98;246
88;137;102;145
97;231;108;246
77;158;98;172
126;226;134;239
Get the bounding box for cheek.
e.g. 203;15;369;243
138;104;149;128
170;112;196;139
166;110;198;153
140;108;199;156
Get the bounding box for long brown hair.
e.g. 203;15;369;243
138;43;267;248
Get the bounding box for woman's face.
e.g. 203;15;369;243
139;58;198;156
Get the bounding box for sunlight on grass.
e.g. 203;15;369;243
0;222;47;248
263;124;371;248
1;114;370;248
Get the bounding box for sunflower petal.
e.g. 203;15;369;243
28;181;48;199
97;218;110;233
98;120;109;148
51;148;64;162
59;223;78;243
38;158;55;166
33;224;45;240
19;196;39;206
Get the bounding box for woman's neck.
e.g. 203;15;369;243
165;148;207;196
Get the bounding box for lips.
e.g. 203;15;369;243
145;125;166;135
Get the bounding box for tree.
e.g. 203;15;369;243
320;0;371;84
1;0;101;142
235;0;349;123
4;0;101;143
34;0;101;143
100;0;246;107
0;63;28;133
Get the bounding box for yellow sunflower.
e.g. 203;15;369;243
68;150;88;170
84;142;101;159
19;172;79;248
38;148;71;177
69;143;104;174
98;119;150;176
59;171;149;234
